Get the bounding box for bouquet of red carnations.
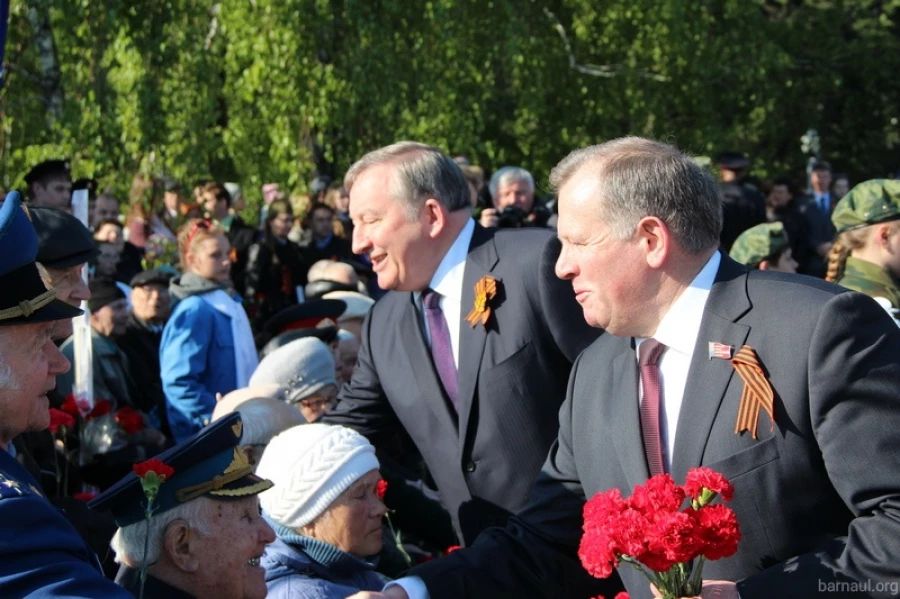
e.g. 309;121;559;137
579;468;741;599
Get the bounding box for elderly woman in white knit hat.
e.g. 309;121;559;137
249;337;339;423
256;424;388;598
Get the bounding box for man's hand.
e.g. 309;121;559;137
650;580;739;599
346;589;409;599
479;208;499;228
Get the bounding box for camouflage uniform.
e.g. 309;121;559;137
728;221;789;267
831;179;900;322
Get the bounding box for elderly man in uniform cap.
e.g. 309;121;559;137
90;412;276;598
728;221;799;273
24;159;73;212
0;192;131;596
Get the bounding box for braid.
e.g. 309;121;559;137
825;229;867;283
825;235;850;283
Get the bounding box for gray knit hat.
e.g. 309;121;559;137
249;337;336;404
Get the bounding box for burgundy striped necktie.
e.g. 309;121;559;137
638;339;668;476
422;288;459;411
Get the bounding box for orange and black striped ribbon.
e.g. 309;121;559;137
731;345;775;439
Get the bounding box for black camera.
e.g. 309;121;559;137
497;206;528;228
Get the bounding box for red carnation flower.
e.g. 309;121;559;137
61;394;80;417
684;467;734;502
86;399;112;421
642;510;702;565
445;545;462;554
115;407;145;435
591;594;630;599
48;408;76;434
629;473;686;514
133;458;174;481
692;504;741;560
375;479;388;501
73;491;97;502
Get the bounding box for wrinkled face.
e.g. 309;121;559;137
33;177;73;212
811;169;832;194
555;171;649;335
45;265;90;338
296;383;338;423
768;184;792;209
132;283;171;323
310;208;334;240
91;298;128;337
92;197;120;228
268;212;294;239
187;235;231;284
305;470;386;558
96;244;120;277
192;496;275;599
494;179;534;212
771;248;798;273
350;164;436;292
0;322;71;445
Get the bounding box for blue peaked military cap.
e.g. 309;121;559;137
89;413;274;527
0;191;83;326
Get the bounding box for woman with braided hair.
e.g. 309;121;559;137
826;179;900;324
160;219;259;441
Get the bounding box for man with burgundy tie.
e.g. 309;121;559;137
355;137;900;599
322;141;600;546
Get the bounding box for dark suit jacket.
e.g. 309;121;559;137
412;256;900;598
798;195;836;277
117;314;169;437
323;224;601;544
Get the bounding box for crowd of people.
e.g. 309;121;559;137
0;137;899;599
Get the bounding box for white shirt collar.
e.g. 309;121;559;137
421;218;475;301
645;251;721;358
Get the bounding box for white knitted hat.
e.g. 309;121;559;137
256;424;379;528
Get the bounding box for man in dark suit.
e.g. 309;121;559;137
798;160;837;277
322;142;600;545
359;138;900;599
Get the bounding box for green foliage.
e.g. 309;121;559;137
3;0;900;213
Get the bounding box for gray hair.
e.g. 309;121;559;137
549;137;722;254
0;330;21;390
344;141;471;216
110;496;214;566
488;166;535;199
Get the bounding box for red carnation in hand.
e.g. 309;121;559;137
375;479;388;500
691;504;741;560
48;408;76;434
684;467;734;503
445;545;462;554
86;399;112;421
115;407;145;435
133;458;174;481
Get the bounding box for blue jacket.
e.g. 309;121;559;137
161;277;238;442
0;448;131;597
262;529;386;599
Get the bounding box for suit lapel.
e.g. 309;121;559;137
398;294;459;435
670;257;752;483
608;341;651;490
457;225;499;447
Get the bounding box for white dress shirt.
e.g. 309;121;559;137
635;251;719;471
413;218;475;368
390;251;721;599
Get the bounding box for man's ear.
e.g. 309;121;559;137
164;520;201;573
422;198;447;239
636;216;670;269
758;260;771;271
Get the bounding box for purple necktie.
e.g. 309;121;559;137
422;288;459;411
638;339;667;476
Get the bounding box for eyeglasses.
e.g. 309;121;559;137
298;396;339;410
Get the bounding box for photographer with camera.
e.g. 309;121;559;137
478;166;552;229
